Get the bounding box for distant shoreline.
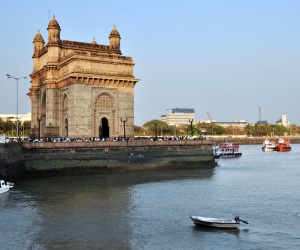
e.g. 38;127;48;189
208;136;300;145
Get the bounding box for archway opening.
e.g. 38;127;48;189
64;118;68;138
100;117;109;138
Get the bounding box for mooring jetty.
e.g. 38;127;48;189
0;140;215;178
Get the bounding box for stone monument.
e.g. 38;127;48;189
28;16;139;139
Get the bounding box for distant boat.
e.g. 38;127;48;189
262;139;277;152
190;216;248;229
276;138;291;152
0;180;14;194
218;142;242;158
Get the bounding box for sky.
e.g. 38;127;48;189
1;0;300;126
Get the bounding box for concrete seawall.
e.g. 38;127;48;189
0;143;25;177
1;140;215;178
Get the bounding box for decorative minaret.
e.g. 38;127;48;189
47;16;61;43
47;16;61;64
109;25;121;52
45;16;61;135
32;29;45;71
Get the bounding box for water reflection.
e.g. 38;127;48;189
0;189;43;249
4;167;215;249
192;225;241;236
2;145;300;250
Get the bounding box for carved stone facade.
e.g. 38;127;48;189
28;17;139;138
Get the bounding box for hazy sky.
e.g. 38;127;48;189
1;0;299;126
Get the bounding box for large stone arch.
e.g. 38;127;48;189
94;92;116;138
62;94;68;138
38;90;47;138
41;90;46;115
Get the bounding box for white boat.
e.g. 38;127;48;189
0;180;14;194
190;216;248;229
213;146;222;164
218;142;242;158
262;139;277;151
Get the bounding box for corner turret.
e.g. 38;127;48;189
32;29;45;71
109;25;121;52
47;16;61;44
33;29;45;55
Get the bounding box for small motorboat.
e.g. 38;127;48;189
0;180;14;194
262;139;277;152
276;138;291;152
190;216;248;229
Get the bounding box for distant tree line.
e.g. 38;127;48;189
134;120;300;137
0;118;31;137
1;117;299;138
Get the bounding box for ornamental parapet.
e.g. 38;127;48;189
56;76;138;88
61;40;120;54
60;51;132;64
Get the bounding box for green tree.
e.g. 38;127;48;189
143;120;170;136
275;125;287;136
196;122;225;135
3;119;15;135
244;124;253;136
288;124;299;135
134;125;145;136
0;118;4;134
226;126;244;135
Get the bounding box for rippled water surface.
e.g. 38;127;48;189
1;144;300;249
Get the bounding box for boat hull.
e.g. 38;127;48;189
214;155;221;164
262;147;276;152
221;153;242;158
190;216;239;229
0;186;10;194
0;180;13;194
277;146;291;152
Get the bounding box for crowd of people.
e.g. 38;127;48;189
6;135;208;143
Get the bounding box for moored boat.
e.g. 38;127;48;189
262;139;277;151
213;146;222;164
276;138;291;152
190;216;248;229
0;180;14;194
218;142;242;158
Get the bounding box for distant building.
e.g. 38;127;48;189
0;113;31;123
198;119;216;124
276;113;289;127
257;120;268;125
213;120;248;128
161;108;195;126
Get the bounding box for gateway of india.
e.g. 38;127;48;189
29;16;139;139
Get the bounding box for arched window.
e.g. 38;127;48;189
41;91;46;109
41;91;47;117
63;94;68;111
95;93;114;109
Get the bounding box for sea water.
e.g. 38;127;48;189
0;144;299;249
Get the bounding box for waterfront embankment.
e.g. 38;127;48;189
1;136;299;178
209;136;300;145
1;140;215;178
